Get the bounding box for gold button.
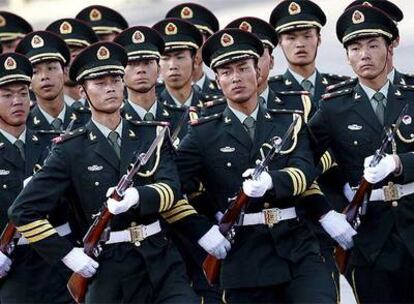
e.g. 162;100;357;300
264;202;270;208
2;184;7;189
392;201;398;207
131;222;137;227
226;162;232;167
353;140;358;146
94;181;100;186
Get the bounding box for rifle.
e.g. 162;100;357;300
170;106;190;149
336;104;408;274
67;124;169;303
0;120;76;257
202;115;300;285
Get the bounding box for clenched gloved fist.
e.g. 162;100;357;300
242;168;273;198
319;210;357;250
198;225;231;259
106;187;139;215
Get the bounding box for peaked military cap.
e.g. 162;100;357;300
15;31;70;65
69;41;127;82
269;0;326;34
76;5;128;35
114;26;164;61
152;18;203;52
0;11;32;42
202;28;264;69
225;17;278;50
165;3;219;37
0;52;32;86
345;0;403;23
46;18;98;48
336;5;399;45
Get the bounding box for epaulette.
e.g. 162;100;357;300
51;127;87;144
326;78;357;92
267;108;304;115
189;113;222;126
322;73;351;81
268;75;283;82
278;90;310;95
202;93;223;101
34;129;62;135
128;120;171;127
395;84;414;91
322;88;353;100
204;97;226;108
403;73;414;78
72;103;91;113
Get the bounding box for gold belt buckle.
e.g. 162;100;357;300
263;208;281;228
383;182;400;202
129;225;145;246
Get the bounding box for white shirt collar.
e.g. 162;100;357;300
194;73;206;89
38;104;66;125
228;103;259;124
92;119;123;140
387;68;396;83
360;81;390;101
127;100;157;120
0;128;26;144
170;90;194;107
289;68;317;87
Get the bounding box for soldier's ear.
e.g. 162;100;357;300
79;85;86;100
270;54;275;70
215;74;222;90
392;36;400;48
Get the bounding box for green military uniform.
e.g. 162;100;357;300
309;5;414;302
9;42;198;303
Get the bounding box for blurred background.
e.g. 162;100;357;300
1;0;412;77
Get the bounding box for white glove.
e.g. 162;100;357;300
0;251;11;278
61;247;99;278
242;169;273;198
319;210;357;250
343;183;356;203
363;154;397;184
215;211;224;222
198;225;231;259
106;187;139;215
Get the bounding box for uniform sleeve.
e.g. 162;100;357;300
8;145;74;265
308;104;334;162
299;181;332;219
397;152;414;183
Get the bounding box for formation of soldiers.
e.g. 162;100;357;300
0;0;413;303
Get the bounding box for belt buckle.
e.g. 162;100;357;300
383;182;400;202
129;225;145;246
263;208;281;228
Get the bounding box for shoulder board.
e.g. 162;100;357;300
268;75;283;82
202;93;223;101
322;73;351;81
394;85;414;91
204;97;226;108
326;78;357;92
402;73;414;78
128;120;170;127
161;101;188;111
72;105;91;113
34;129;62;135
266;109;304;115
156;80;164;86
189;113;222;126
278;90;310;96
52;127;87;144
322;88;353;100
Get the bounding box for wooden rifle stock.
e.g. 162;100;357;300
0;223;16;255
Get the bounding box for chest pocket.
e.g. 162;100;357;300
339;127;373;154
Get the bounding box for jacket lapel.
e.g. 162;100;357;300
28;106;51;130
122;101;142;122
384;85;408;127
222;107;252;150
314;71;327;105
0;133;24;170
283;70;302;91
352;84;383;133
251;107;277;158
120;121;140;176
24;130;44;176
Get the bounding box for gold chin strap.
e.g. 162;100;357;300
137;125;165;177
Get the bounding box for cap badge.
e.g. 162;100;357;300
60;21;72;34
97;46;110;60
352;10;365;24
31;35;44;48
90;8;102;21
0;15;6;27
4;57;17;70
132;30;145;43
288;2;301;15
181;7;193;19
220;33;234;47
165;22;177;35
239;21;252;32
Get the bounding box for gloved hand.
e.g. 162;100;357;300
319;210;357;250
0;251;11;278
363;154;397;184
343;183;356;203
215;211;224;222
61;247;99;278
242;169;273;198
198;225;231;259
106;187;139;215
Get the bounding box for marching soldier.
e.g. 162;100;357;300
165;3;222;96
46;18;98;111
268;0;349;105
76;5;128;42
0;11;32;53
9;41;229;303
15;31;89;132
176;28;337;302
309;5;414;302
0;53;73;303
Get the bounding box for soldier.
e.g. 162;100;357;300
309;5;414;302
46;18;98;111
76;5;128;42
0;11;32;53
15;31;89;132
165;3;222;96
9;41;229;303
176;28;338;302
269;0;349;105
0;53;73;303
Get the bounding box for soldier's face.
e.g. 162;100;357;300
346;37;390;80
258;47;274;87
83;75;124;114
215;58;259;104
1;38;22;53
0;83;30;127
64;46;85;87
279;28;320;66
124;59;159;93
97;33;118;42
31;60;65;101
159;49;194;90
